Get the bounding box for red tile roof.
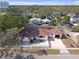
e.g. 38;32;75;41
38;29;49;36
19;28;63;37
49;28;63;35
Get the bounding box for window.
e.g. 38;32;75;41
55;35;60;38
38;36;45;38
51;34;53;35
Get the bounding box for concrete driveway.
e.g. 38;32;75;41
69;32;79;37
21;38;66;49
1;55;79;59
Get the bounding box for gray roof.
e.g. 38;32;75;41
73;18;79;23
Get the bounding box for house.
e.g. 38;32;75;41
41;18;51;23
19;27;64;44
19;27;48;41
49;28;63;39
70;17;79;26
29;18;41;24
29;18;51;24
46;16;54;20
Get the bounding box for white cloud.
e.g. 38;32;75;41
73;0;79;5
9;1;66;5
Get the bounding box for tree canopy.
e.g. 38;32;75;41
0;13;29;33
63;16;70;24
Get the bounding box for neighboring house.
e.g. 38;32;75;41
29;18;41;24
29;18;51;24
41;18;51;23
46;16;54;20
70;17;79;26
19;27;64;44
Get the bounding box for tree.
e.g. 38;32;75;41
1;35;19;47
49;20;57;26
0;13;29;33
72;26;79;32
63;16;70;24
0;13;29;48
7;6;23;15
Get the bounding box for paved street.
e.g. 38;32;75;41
0;55;79;59
35;55;79;59
0;57;14;59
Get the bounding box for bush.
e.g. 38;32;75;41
72;26;79;32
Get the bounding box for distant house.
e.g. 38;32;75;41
41;18;51;23
29;18;41;24
46;16;54;20
19;27;64;44
70;17;79;26
29;18;51;24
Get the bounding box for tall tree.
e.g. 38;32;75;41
63;16;70;24
0;13;29;33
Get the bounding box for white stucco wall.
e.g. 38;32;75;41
70;17;73;24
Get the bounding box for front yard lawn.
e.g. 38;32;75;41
21;48;60;55
46;49;60;55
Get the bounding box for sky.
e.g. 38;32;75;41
3;0;79;5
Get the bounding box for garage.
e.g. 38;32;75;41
55;35;60;38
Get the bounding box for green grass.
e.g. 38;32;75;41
46;49;60;55
21;48;60;55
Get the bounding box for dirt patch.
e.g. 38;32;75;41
62;39;77;48
68;49;79;55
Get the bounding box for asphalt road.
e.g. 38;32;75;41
0;55;79;59
35;55;79;59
